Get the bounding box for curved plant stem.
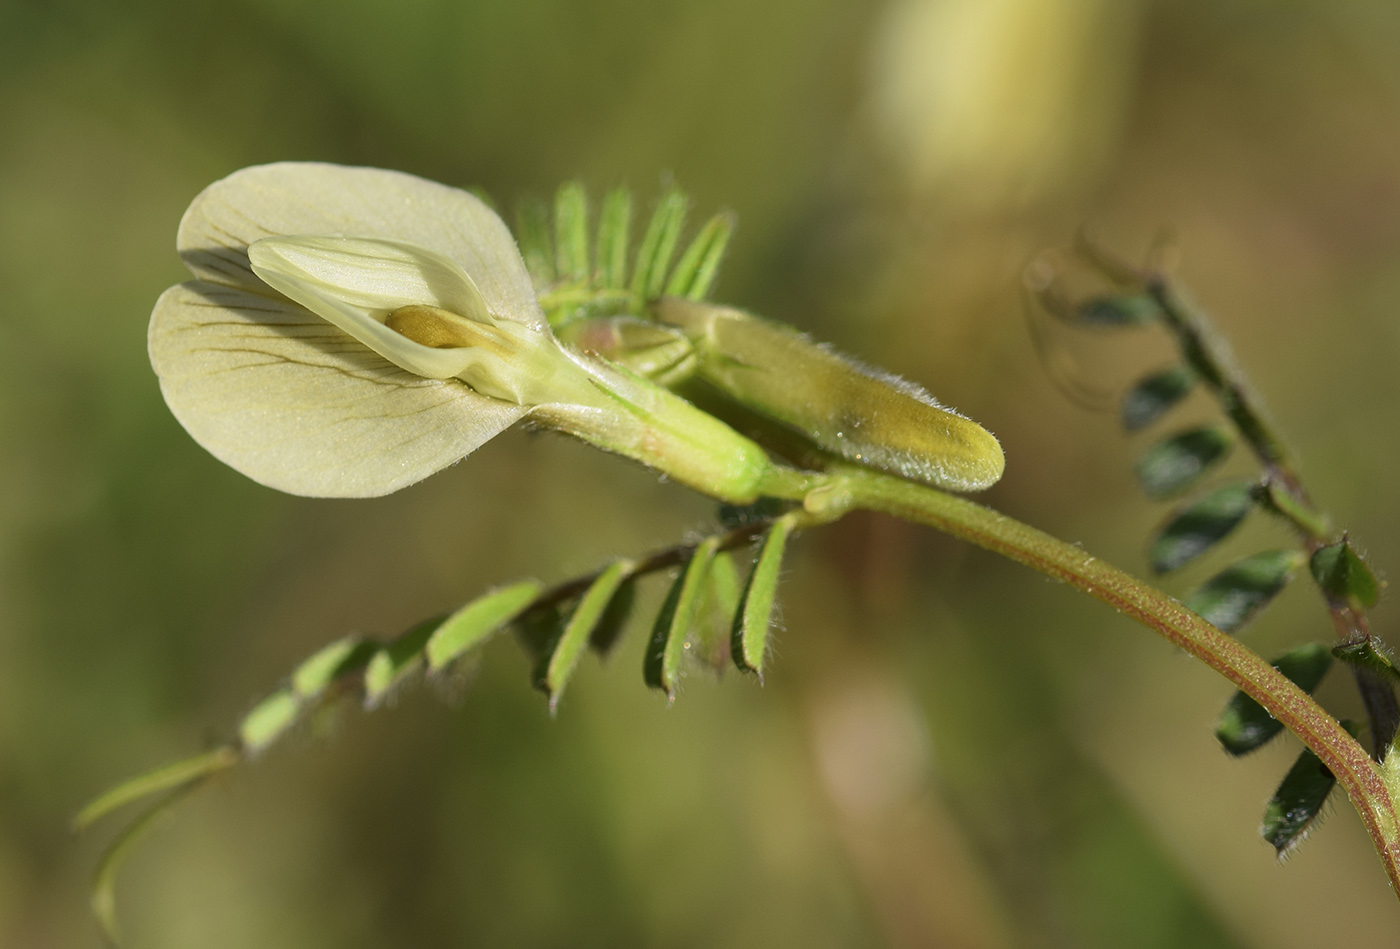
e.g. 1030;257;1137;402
1071;237;1400;759
82;464;1400;911
1142;275;1400;758
815;466;1400;897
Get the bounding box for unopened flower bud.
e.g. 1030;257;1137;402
654;297;1004;492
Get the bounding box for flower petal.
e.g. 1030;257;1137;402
149;280;527;497
248;236;486;379
177;162;546;330
249;236;494;321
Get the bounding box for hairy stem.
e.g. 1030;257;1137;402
82;464;1400;910
817;466;1400;896
1062;237;1398;758
1137;259;1397;759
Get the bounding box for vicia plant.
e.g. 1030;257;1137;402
149;163;1001;503
78;162;1400;941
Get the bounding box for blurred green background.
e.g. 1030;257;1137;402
5;0;1400;945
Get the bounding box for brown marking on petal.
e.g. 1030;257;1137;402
386;304;478;349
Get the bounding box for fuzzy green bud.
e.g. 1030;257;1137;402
655;297;1004;492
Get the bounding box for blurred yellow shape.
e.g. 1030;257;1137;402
870;0;1142;209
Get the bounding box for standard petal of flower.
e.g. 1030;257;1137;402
149;281;527;498
177;162;546;331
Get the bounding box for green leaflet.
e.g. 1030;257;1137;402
1122;366;1195;431
630;188;688;300
1135;426;1233;498
364;615;446;705
554;182;590;283
686;549;742;672
645;537;718;698
1332;639;1400;684
515;195;555;289
1262;748;1336;854
665;212;735;301
1215;643;1333;756
589;577;636;656
1077;293;1162;326
425;580;544;672
1261;722;1360;854
1310;538;1380;610
292;635;374;699
1185;549;1303;633
733;515;796;678
596;187;632;290
531;184;732;324
73;746;240;832
238;689;301;754
1149;481;1256;574
544;561;633;710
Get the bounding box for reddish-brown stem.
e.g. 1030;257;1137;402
838;470;1400;896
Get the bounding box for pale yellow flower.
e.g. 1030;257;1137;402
149;163;774;501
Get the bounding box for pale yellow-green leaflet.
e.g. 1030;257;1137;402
150;163;563;498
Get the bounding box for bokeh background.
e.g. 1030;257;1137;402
5;0;1400;945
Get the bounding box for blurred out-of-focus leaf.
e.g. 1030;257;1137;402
291;635;371;699
238;689;301;754
1122;365;1195;431
1185;549;1304;633
596;187;633;290
1150;481;1256;573
515;195;555;289
631;188;688;300
1135;426;1233;498
74;747;239;832
665;212;735;300
92;791;194;945
426;581;544;672
364;616;445;705
1077;293;1162;326
554;182;590;283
